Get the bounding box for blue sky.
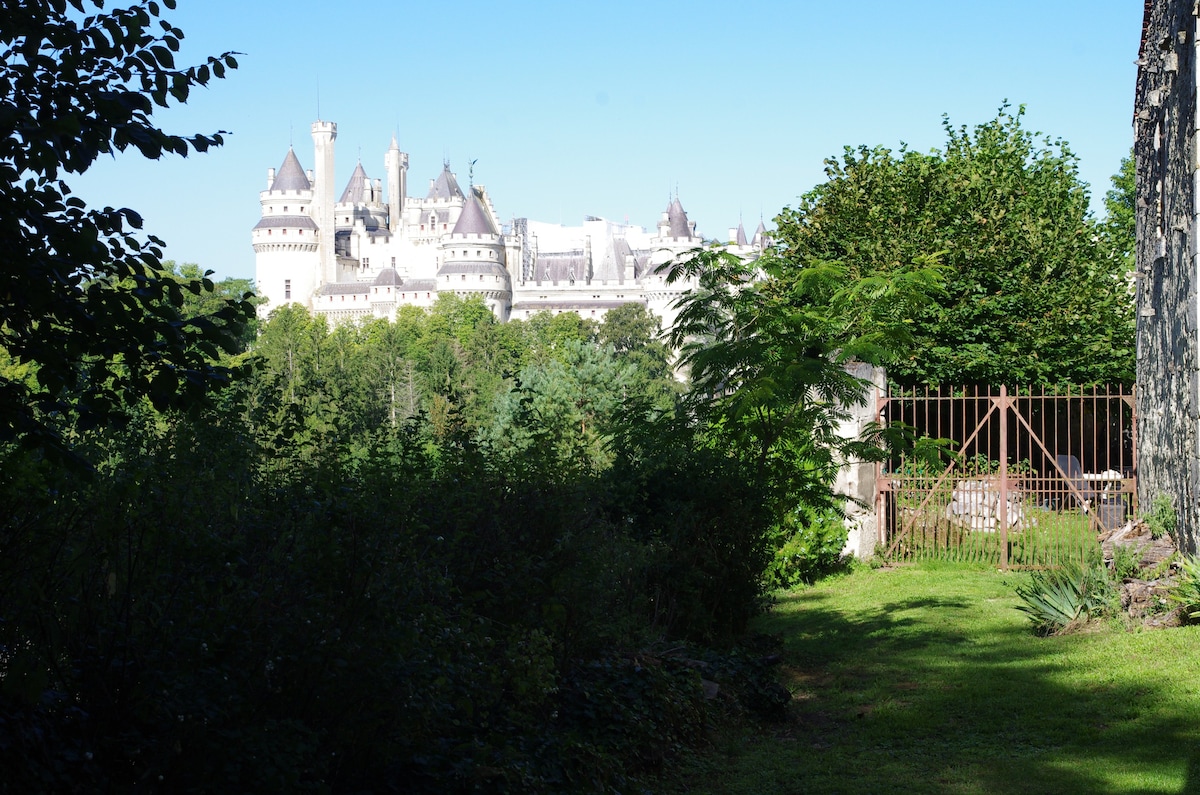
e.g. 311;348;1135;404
71;0;1143;281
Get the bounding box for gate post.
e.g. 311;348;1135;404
999;385;1009;569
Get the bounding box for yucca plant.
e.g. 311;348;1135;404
1169;556;1200;622
1015;564;1112;635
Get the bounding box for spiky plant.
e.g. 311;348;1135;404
1015;564;1112;635
1169;557;1200;622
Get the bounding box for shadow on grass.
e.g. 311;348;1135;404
694;571;1200;795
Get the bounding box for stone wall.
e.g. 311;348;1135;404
1136;0;1199;554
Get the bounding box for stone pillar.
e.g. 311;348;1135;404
836;362;887;559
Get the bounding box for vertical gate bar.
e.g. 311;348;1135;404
999;385;1009;570
1131;383;1138;519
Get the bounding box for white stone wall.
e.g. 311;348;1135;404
835;363;887;560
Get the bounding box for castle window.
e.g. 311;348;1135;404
479;274;484;281
284;279;291;300
426;293;430;299
475;250;480;257
461;274;466;281
391;257;396;267
420;224;424;231
443;224;447;230
363;257;370;268
283;206;288;212
282;229;287;235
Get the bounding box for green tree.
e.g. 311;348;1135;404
775;105;1134;386
598;302;679;410
163;261;263;351
0;0;249;449
666;247;944;523
487;340;635;474
1102;151;1135;274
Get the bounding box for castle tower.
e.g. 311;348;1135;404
311;121;337;285
385;134;407;232
436;188;511;320
647;195;699;332
252;147;319;316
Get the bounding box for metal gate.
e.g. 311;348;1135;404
876;385;1136;569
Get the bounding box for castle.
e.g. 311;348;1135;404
253;121;768;328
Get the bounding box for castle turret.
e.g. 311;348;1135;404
311;121;337;286
252;147;319;316
752;219;770;250
385;134;407;231
436;188;511;320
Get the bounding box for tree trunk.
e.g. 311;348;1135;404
1136;0;1200;555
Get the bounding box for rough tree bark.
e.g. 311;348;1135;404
1136;0;1199;554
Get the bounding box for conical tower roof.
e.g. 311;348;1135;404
339;161;369;203
272;148;310;191
735;222;748;246
451;191;498;236
427;162;464;200
667;197;691;238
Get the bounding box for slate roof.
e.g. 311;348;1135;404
427;163;464;200
536;253;588;282
253;215;318;230
437;261;509;277
339;161;369;203
320;282;370;295
401;279;438;291
667;198;691;238
736;223;748;246
373;268;401;286
752;220;771;248
272;148;310;191
451;192;498;236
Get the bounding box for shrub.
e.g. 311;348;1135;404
765;510;849;589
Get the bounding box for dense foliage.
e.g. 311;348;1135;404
0;297;805;792
774;105;1134;387
0;0;253;449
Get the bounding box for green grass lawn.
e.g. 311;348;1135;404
676;562;1200;794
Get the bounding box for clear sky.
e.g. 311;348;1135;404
70;0;1143;281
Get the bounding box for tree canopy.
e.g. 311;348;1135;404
0;0;252;450
773;106;1134;387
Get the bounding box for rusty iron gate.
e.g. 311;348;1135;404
876;385;1136;569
